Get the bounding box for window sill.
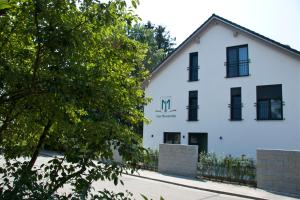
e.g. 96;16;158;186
164;143;181;145
255;118;285;121
229;119;243;121
188;79;199;82
187;119;199;122
225;74;250;78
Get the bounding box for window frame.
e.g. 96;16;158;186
256;84;283;120
187;90;198;121
230;87;242;121
226;44;249;78
163;132;181;144
188;52;199;81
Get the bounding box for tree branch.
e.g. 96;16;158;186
32;0;42;83
27;119;52;170
0;102;18;139
48;164;87;195
0;89;46;106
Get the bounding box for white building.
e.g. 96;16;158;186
143;14;300;158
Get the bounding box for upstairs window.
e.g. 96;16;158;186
189;52;198;81
226;45;249;77
164;132;181;144
230;87;242;120
256;84;283;120
188;91;198;121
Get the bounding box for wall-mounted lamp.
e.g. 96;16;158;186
219;136;223;140
151;134;154;138
182;135;185;139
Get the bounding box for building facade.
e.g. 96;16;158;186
143;14;300;158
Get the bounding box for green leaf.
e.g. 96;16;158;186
0;0;149;198
0;0;10;10
140;194;149;200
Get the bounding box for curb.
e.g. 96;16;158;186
38;152;269;200
126;173;268;200
39;151;64;158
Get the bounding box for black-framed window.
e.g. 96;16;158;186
189;52;198;81
230;87;242;120
226;45;249;77
164;132;181;144
256;84;283;120
188;133;208;154
188;91;198;121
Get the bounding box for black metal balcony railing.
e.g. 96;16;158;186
187;105;199;121
225;59;250;77
256;100;284;120
228;103;243;108
228;103;243;120
187;66;200;70
187;66;200;81
186;105;199;110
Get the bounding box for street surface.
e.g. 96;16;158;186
94;174;248;200
0;155;248;200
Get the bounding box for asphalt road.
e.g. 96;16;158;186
94;174;248;200
0;155;248;200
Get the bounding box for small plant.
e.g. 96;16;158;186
197;152;256;186
140;149;159;171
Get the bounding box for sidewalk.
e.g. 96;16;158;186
38;151;298;200
129;169;299;200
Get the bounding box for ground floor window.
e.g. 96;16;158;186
164;132;181;144
188;133;208;154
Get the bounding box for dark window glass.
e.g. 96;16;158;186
257;84;283;120
188;133;208;154
164;132;181;144
226;45;249;77
230;87;242;120
188;91;198;121
257;100;269;120
189;52;198;81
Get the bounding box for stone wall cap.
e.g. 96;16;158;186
257;149;300;152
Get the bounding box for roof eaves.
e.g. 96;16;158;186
145;14;300;87
149;14;216;76
213;14;300;57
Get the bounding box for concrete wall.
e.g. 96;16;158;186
158;144;198;177
112;148;123;163
143;17;300;158
257;149;300;196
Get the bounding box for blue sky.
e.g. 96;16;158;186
135;0;300;51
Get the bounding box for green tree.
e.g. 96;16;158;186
0;0;149;199
129;21;176;71
0;0;11;15
154;25;175;54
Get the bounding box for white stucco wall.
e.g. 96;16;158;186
143;21;300;158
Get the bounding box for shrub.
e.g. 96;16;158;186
140;149;159;171
198;152;256;186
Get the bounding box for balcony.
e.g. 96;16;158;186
187;105;199;121
225;59;250;78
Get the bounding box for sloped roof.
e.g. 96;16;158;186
148;14;300;81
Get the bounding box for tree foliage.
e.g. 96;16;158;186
0;0;149;199
129;21;176;71
0;0;11;15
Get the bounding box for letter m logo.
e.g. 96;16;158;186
161;97;171;112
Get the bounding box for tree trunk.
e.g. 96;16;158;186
27;119;52;169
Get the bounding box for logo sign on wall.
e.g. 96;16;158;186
155;96;176;118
